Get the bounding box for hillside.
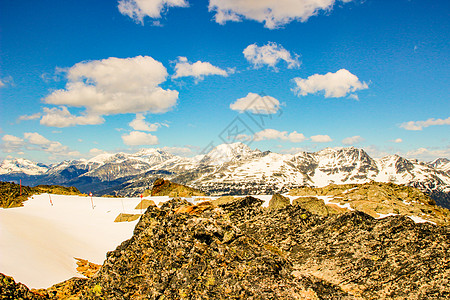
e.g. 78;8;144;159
0;181;83;208
146;178;206;197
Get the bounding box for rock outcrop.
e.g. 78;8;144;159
147;178;206;197
0;181;83;208
269;193;290;210
290;182;450;225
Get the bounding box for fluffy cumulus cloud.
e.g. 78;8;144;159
293;69;368;98
172;57;230;81
310;135;332;143
1;132;80;159
342;135;364;145
208;0;353;29
122;131;159;146
399;117;450;131
42;56;178;127
230;93;281;114
129;113;167;132
392;138;403;143
253;129;306;143
40;107;104;127
118;0;188;24
243;42;300;70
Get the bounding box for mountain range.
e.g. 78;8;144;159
1;143;449;208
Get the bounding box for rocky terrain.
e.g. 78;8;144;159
0;181;82;208
289;182;450;225
147;178;206;197
2;190;449;299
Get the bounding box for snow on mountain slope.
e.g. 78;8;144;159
0;158;48;175
311;147;379;186
429;158;450;173
375;155;450;190
197;152;305;185
199;142;260;165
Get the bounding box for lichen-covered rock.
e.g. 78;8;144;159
269;193;290;210
80;197;309;299
134;199;156;210
290;182;450;225
0;273;47;299
292;197;329;216
113;213;141;222
148;178;206;197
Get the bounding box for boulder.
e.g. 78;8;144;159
149;178;206;197
293;196;329;216
268;193;290;210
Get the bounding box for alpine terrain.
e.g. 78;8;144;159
1;143;449;208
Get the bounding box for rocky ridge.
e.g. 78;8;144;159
0;181;83;208
2;193;449;299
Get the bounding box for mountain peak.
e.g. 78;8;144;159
201;142;257;165
0;158;48;175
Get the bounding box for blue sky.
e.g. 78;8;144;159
0;0;449;163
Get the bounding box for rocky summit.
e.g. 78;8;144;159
3;194;449;299
147;178;206;197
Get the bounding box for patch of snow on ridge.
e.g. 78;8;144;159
376;212;399;219
408;215;436;225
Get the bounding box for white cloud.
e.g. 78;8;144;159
1;132;80;159
288;131;307;143
0;80;4;88
18;113;42;122
129;113;164;132
293;69;368;98
208;0;353;29
43;56;178;127
405;147;450;162
161;146;193;156
40;107;104;127
118;0;188;24
253;129;306;143
392;138;403;143
342;135;364;145
310;135;332;143
230;93;281;114
234;134;253;142
243;42;300;70
399;117;450;131
172;57;230;81
122;131;159;146
1;135;25;153
23;132;51;145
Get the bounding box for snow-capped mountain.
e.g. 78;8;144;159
429;158;450;173
1;143;449;208
199;142;261;165
0;158;48;176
